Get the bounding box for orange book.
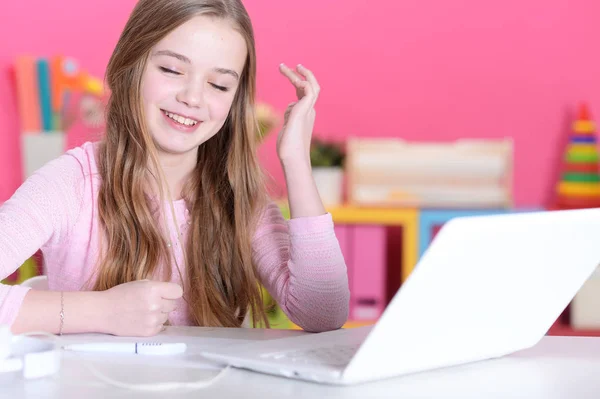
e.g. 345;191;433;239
14;56;41;133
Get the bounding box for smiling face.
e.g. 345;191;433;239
140;15;248;161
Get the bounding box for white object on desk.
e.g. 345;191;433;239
0;326;61;381
63;342;187;355
202;208;600;385
7;327;600;399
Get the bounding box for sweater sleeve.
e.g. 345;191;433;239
0;150;86;326
252;202;350;332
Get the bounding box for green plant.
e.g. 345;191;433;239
310;137;345;167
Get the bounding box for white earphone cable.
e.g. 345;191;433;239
20;331;231;392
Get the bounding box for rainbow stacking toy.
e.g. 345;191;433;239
556;104;600;209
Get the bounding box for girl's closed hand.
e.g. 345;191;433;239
276;63;320;168
100;280;183;336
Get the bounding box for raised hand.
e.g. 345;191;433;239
276;63;321;167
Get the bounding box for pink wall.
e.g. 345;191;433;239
1;0;599;206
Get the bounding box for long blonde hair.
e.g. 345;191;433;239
94;0;270;328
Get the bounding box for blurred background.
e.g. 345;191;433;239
1;0;600;332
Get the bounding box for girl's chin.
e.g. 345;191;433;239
153;138;199;156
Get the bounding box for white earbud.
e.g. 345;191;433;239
0;325;24;377
0;325;61;380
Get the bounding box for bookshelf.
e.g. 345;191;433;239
275;201;600;336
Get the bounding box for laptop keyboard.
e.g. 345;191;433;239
260;344;360;367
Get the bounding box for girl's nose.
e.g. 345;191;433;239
177;83;205;109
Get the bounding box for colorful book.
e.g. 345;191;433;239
14;56;41;133
36;58;53;132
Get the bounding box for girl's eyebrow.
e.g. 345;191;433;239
153;49;239;81
154;49;191;63
213;67;239;81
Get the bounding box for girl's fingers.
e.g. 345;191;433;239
161;298;177;314
280;63;314;102
279;63;303;86
158;311;169;326
296;64;320;96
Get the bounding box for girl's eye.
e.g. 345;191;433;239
210;83;229;92
159;66;181;75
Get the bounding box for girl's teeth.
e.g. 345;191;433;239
165;111;197;126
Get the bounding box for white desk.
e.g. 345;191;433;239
5;327;600;398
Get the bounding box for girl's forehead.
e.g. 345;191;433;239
154;15;247;73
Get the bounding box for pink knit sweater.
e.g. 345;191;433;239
0;142;349;332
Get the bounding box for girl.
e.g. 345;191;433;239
0;0;349;336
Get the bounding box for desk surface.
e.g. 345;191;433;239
6;327;600;399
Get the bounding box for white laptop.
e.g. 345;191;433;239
201;208;600;385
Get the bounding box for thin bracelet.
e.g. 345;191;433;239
58;291;65;336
